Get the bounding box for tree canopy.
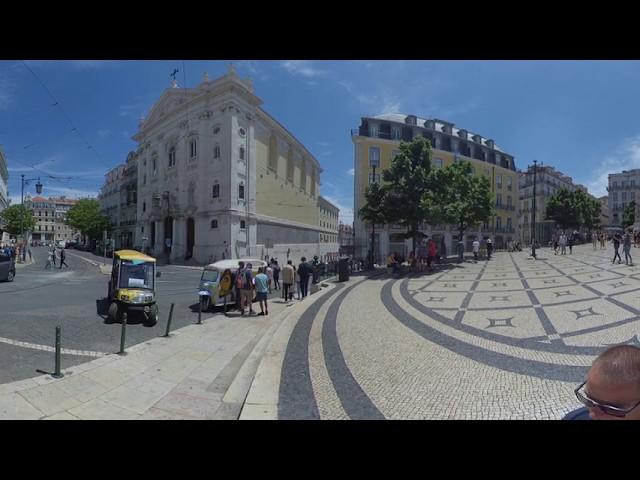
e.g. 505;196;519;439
622;200;636;229
65;199;111;240
545;188;601;231
0;204;36;235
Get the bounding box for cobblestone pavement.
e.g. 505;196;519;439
276;244;640;419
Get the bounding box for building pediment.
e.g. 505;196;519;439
138;89;201;134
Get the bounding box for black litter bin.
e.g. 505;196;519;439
338;257;350;282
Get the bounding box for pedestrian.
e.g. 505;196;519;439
272;260;280;290
265;263;273;294
427;238;437;269
28;247;32;262
45;249;53;270
559;232;567;255
563;345;640;420
624;229;633;265
51;247;57;268
568;233;574;254
472;238;480;261
282;259;294;302
59;247;69;268
294;265;301;300
235;261;246;311
553;234;559;255
254;267;269;316
239;262;255;315
486;237;493;260
612;234;622;264
298;257;311;298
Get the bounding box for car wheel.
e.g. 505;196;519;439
6;271;14;282
145;305;158;326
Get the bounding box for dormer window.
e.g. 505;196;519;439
405;115;417;125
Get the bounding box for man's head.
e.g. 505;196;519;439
580;345;640;420
287;260;292;265
238;261;245;269
301;257;306;262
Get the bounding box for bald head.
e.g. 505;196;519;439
591;345;640;386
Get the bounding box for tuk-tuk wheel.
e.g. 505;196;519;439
200;295;210;312
145;304;158;326
107;302;119;323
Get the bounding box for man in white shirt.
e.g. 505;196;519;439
472;238;480;261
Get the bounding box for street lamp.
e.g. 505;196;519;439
531;160;538;259
20;174;43;262
369;165;376;270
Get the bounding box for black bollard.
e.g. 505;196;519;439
197;298;202;324
118;312;127;355
52;326;64;379
163;303;175;337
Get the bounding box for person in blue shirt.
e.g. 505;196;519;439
563;345;640;420
254;267;269;316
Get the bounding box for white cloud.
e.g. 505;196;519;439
347;168;355;176
322;194;354;224
580;135;640;198
356;93;402;116
281;61;326;78
44;186;99;199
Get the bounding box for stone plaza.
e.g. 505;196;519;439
246;243;640;419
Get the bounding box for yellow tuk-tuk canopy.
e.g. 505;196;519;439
115;249;156;263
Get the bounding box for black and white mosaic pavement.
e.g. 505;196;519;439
278;245;640;419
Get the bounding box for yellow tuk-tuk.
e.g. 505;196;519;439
198;259;267;311
107;249;158;325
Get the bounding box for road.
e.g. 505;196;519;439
0;247;232;383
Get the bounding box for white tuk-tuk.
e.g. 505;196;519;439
197;258;267;311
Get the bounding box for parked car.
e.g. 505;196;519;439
65;241;77;249
0;253;15;282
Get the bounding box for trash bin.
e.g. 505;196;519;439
338;257;350;282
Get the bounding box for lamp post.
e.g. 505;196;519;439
20;175;43;262
369;165;376;270
531;160;538;259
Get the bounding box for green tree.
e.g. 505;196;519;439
65;198;111;241
436;160;494;243
380;136;435;252
358;179;387;264
0;204;36;235
576;190;602;231
622;200;636;229
545;188;580;230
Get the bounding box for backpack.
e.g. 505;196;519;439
235;270;245;289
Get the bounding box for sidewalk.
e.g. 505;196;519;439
0;280;339;419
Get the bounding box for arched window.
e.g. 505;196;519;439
189;139;197;160
168;147;176;167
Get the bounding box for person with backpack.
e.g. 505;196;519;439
237;262;255;316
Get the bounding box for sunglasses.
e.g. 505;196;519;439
574;381;640;418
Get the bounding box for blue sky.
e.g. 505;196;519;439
2;60;640;223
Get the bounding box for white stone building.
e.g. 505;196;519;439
133;66;335;264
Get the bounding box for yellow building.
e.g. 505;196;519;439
352;114;518;262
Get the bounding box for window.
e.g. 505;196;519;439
212;184;220;198
622;191;627;201
213;125;221;135
239;183;245;200
300;159;306;191
496;193;502;206
143;174;147;185
240;220;246;229
152;155;157;175
287;147;294;181
369;124;378;138
392;127;400;140
507;177;512;190
169;147;176;167
214;144;220;159
434;158;443;168
368;173;381;184
496;217;502;229
143;201;146;213
496;174;502;189
507;217;512;229
507;196;512;207
613;181;619;188
369;147;380;168
189;139;197;159
210;219;218;229
239;145;245;160
268;135;278;172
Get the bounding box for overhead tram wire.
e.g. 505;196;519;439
20;61;114;171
